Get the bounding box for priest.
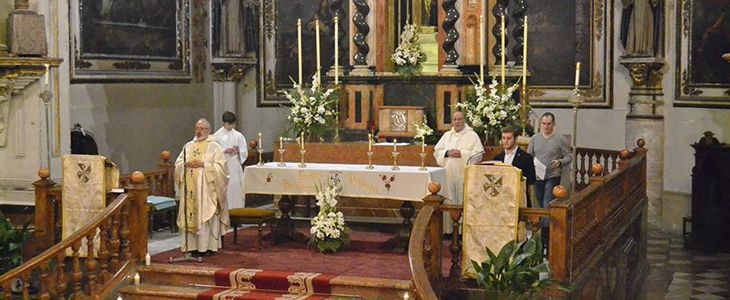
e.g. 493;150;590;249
175;118;229;256
214;111;248;209
434;111;484;232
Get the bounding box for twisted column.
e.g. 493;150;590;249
492;0;509;64
441;0;459;65
352;0;370;66
512;0;527;65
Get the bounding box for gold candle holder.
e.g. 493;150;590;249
277;148;286;167
391;151;400;171
366;151;374;169
419;152;427;171
257;147;264;166
298;149;307;168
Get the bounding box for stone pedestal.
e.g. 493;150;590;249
211;63;251;129
621;56;665;228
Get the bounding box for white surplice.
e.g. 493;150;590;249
434;125;485;205
214;127;248;209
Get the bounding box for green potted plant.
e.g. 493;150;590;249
0;210;32;275
470;232;569;299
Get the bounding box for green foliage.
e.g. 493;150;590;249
309;227;351;254
470;232;569;299
0;210;32;275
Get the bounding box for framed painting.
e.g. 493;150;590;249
257;0;349;107
69;0;191;82
675;0;730;108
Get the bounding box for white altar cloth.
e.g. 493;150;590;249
243;162;449;202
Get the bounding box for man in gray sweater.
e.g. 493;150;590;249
527;112;572;211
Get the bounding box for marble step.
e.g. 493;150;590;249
118;283;203;300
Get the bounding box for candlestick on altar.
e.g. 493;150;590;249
479;14;484;83
278;148;286;167
501;15;506;88
391;151;400;171
297;19;303;91
257;133;264;166
334;15;339;85
521;16;529;135
421;136;426;153
419;152;427;171
574;62;581;88
368;133;372;152
300;133;305;150
366;151;374;169
298;149;307;168
315;19;321;78
393;139;397;152
44;64;49;85
279;136;283;149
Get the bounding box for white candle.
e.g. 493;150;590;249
134;273;140;285
297;19;303;91
574;62;581;88
421;136;425;153
479;15;484;83
393;139;397;152
523;16;528;91
44;64;49;85
300;133;305;150
145;253;150;266
280;136;283;149
334;15;339;85
315;19;321;78
368;133;372;152
258;132;262;151
501;15;506;88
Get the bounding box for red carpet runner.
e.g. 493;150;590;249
197;268;336;300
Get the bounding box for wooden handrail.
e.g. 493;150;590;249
408;204;439;300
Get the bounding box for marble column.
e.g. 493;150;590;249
621;56;665;228
212;63;248;129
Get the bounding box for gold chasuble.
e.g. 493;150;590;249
461;163;524;278
174;135;229;252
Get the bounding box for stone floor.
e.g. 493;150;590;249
148;227;730;299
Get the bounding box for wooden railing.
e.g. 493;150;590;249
409;140;649;299
0;172;149;299
574;147;623;190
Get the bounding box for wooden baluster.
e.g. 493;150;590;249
423;183;445;282
86;231;97;296
3;281;12;299
56;251;67;297
448;210;462;279
127;172;150;262
528;215;541;234
548;186;571;281
34;168;56;255
22;272;30;299
71;240;82;299
110;213;121;272
39;262;51;300
121;202;132;261
159;151;173;197
98;219;110;283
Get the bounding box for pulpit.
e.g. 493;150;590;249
377;106;424;141
688;143;730;251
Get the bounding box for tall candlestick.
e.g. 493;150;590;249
258;132;262;150
479;14;484;83
315;19;321;77
368;133;372;152
297;19;303;91
522;17;528;91
501;15;506;88
280;136;283;149
574;62;581;88
421;136;425;152
393;139;397;152
301;133;305;150
334;15;339;85
44;64;49;85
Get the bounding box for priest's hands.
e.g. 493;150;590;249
186;159;204;168
447;149;462;158
224;146;239;154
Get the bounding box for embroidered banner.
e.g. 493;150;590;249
197;268;336;300
461;163;524;278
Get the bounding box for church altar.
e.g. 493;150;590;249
243;162;449;202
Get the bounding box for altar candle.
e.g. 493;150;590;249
393;139;397;152
297;19;303;91
258;132;262;150
334;15;339;85
522;17;528;90
501;15;506;88
315;19;321;77
145;253;150;266
280;136;283;149
301;133;305;150
134;273;140;285
368;133;372;152
479;15;484;83
44;64;49;85
574;62;581;88
421;136;426;153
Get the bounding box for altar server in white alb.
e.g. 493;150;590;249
214;111;248;209
175;118;229;256
434;111;485;206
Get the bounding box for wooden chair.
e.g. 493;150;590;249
226;208;275;251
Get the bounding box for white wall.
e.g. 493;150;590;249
237;68;289;151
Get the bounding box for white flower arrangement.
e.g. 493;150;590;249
284;73;337;137
309;180;350;253
456;77;521;143
391;24;426;77
413;116;434;140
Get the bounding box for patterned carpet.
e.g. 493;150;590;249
642;230;730;300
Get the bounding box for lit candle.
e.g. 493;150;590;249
280;137;283;149
334;15;339;85
421;136;425;153
297;19;303;91
522;16;528;92
145;253;151;266
134;273;140;285
393;139;397;152
368;133;372;152
258;132;262;151
501;15;506;88
479;15;484;83
44;64;49;85
574;62;581;88
315;19;321;78
300;133;305;150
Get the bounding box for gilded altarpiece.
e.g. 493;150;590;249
257;0;349;107
675;0;730;108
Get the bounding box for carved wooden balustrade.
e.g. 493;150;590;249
409;140;648;299
0;171;149;299
574;147;623;190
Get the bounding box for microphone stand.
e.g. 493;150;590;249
170;145;202;263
